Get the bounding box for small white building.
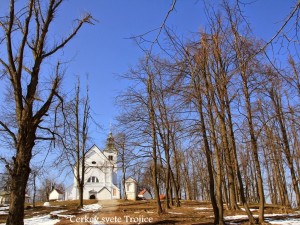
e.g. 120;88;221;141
125;177;137;200
49;189;64;201
0;191;9;204
0;191;30;204
138;188;152;200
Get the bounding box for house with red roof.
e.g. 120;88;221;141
138;188;152;200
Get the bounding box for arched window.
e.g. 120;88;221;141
87;176;99;183
108;155;113;161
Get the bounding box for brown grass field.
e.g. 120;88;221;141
0;200;300;225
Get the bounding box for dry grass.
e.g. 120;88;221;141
1;200;299;225
56;200;216;225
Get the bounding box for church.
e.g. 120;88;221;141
65;133;121;200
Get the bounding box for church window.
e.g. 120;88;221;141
108;155;113;160
91;161;96;165
87;176;99;183
113;188;116;196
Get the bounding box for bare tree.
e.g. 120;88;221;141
57;79;90;208
114;132;137;200
0;0;93;224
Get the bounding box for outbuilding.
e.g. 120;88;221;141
49;189;64;201
138;188;152;200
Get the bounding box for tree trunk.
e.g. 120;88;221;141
224;90;255;223
243;76;265;224
7;139;34;225
147;75;163;214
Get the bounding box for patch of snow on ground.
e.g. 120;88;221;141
224;213;299;220
80;204;103;212
0;206;9;215
194;207;212;210
240;207;257;212
0;206;9;211
267;219;300;225
224;214;300;225
224;215;248;220
50;210;67;215
168;212;183;214
43;202;50;206
0;209;69;225
0;215;59;225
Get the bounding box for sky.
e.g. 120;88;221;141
47;0;297;145
0;0;298;181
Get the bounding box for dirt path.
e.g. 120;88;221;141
97;200;120;212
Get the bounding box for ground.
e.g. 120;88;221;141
0;200;300;225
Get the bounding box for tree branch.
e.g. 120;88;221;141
33;62;61;124
0;120;17;146
42;14;94;59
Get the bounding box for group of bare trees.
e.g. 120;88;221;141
116;2;300;225
0;0;300;225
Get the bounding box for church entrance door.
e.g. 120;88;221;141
89;194;96;199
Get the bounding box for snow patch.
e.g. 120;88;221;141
0;206;9;215
80;203;103;212
43;202;50;206
267;219;300;224
194;207;212;210
224;214;249;220
50;210;67;215
168;212;183;214
0;206;9;211
0;215;59;225
225;213;300;225
224;213;298;220
240;207;257;212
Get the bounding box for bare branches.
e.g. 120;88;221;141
259;0;300;53
0;120;17;146
42;13;95;59
33;62;62;124
148;0;176;54
130;0;177;56
16;0;34;80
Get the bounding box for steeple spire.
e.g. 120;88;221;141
104;132;116;152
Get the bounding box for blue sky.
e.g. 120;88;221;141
51;0;296;146
0;1;297;180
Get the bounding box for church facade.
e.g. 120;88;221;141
65;133;120;200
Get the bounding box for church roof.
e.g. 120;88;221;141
125;177;137;183
51;188;64;194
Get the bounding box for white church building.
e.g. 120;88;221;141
65;133;121;200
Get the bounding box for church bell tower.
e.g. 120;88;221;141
103;132;118;185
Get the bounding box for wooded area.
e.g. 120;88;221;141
115;1;300;225
0;0;300;225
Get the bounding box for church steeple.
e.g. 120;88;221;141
104;132;116;153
